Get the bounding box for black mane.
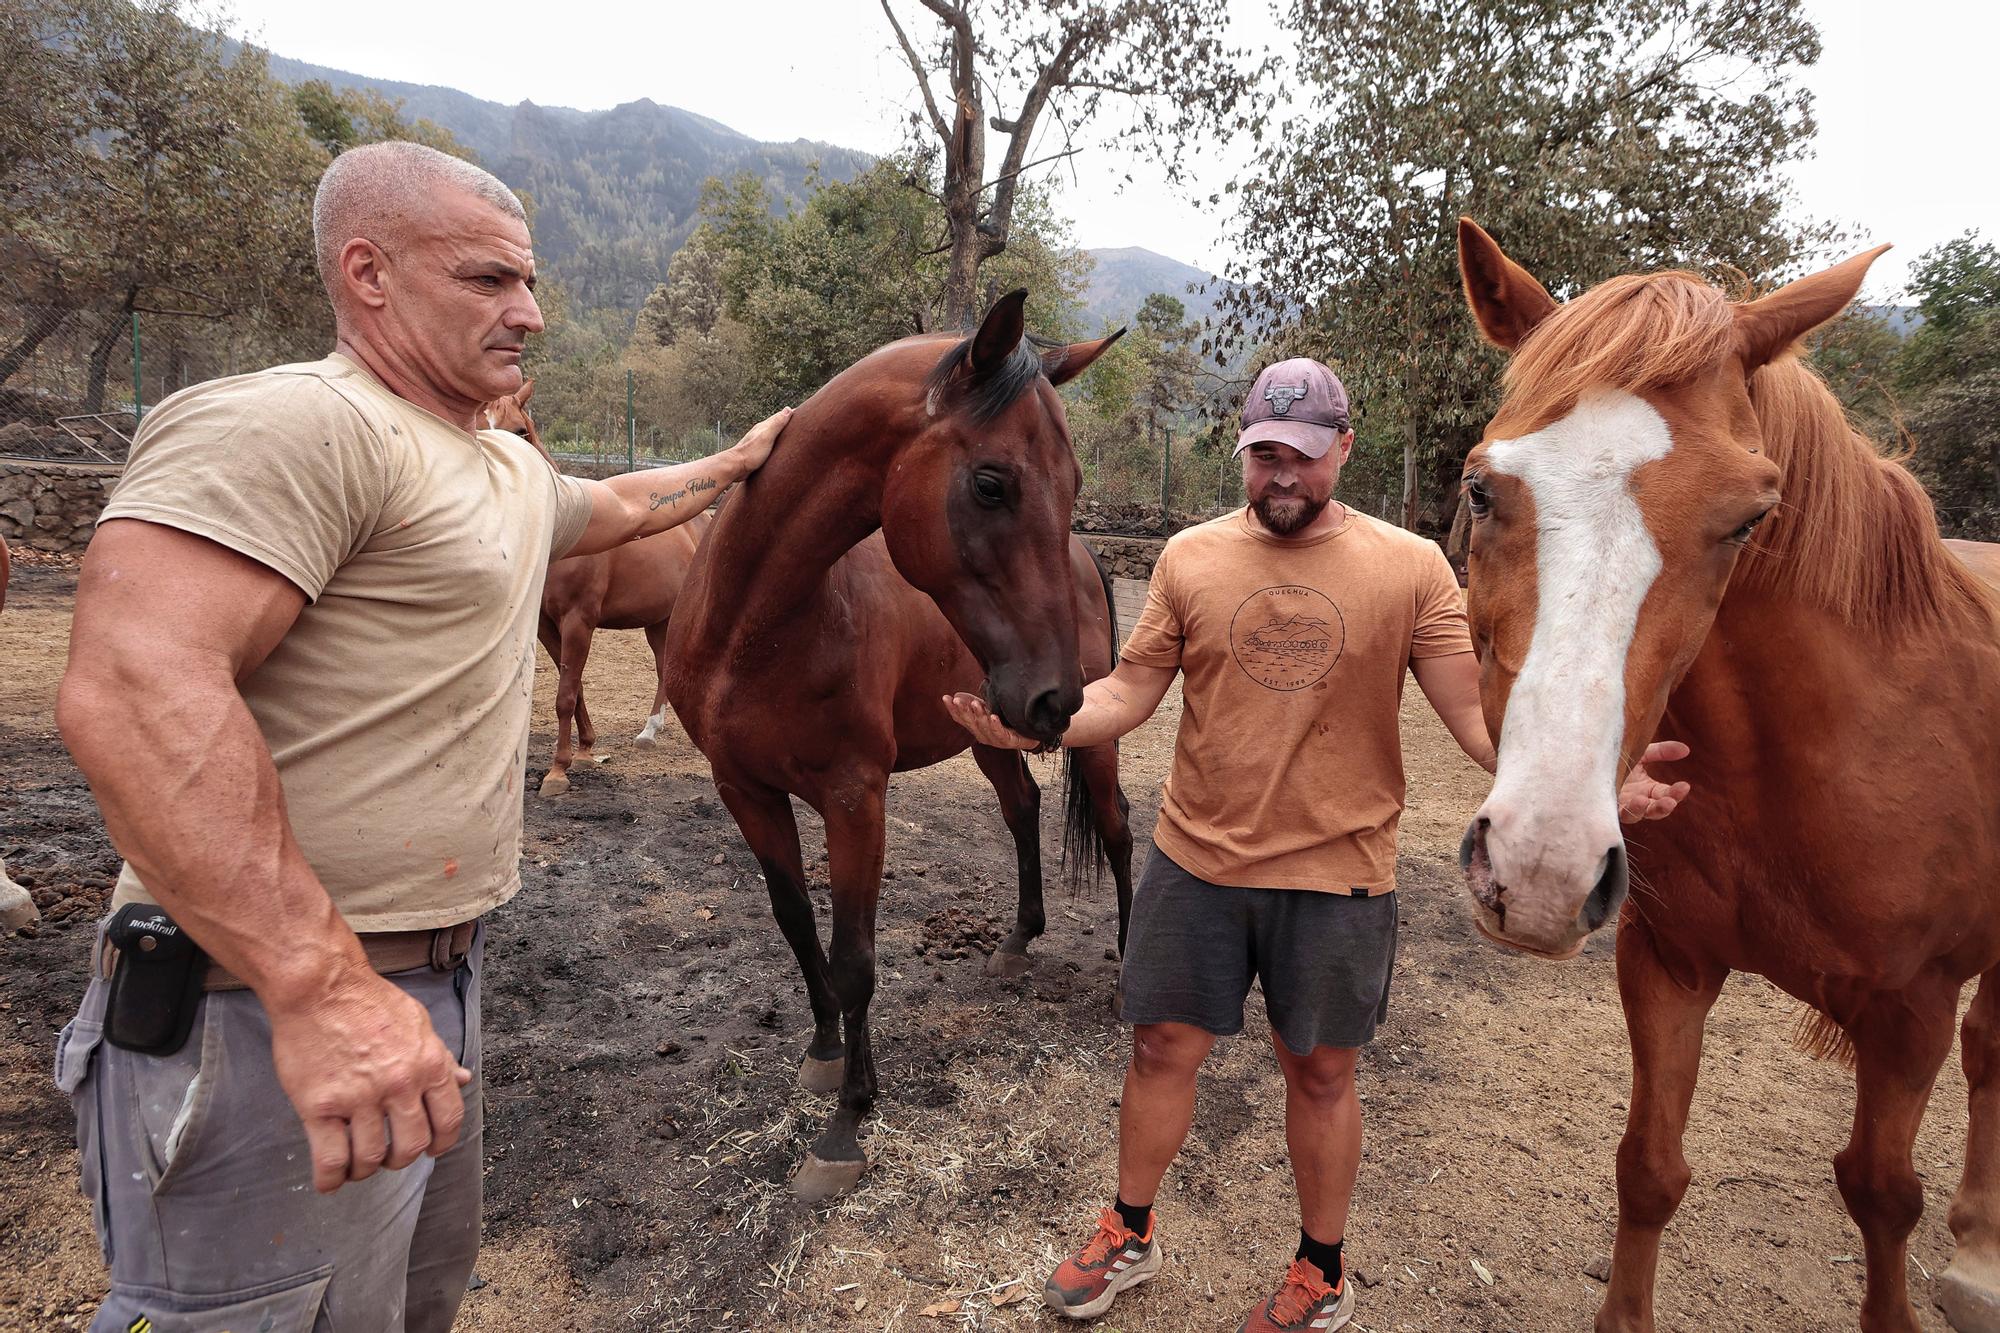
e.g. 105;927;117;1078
922;332;1062;424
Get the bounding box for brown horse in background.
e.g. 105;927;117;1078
483;385;711;795
664;292;1133;1201
1454;219;2000;1332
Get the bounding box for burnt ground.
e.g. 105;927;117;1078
0;558;1979;1331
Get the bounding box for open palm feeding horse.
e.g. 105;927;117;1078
484;384;712;795
663;291;1134;1201
1452;218;2000;1333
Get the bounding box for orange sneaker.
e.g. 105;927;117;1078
1235;1257;1354;1332
1042;1207;1161;1318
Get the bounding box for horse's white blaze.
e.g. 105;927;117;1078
1479;390;1672;887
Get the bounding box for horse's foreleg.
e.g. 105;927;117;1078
1838;981;1957;1333
715;780;842;1093
795;777;887;1203
539;618;593;797
1075;742;1135;956
634;622;670;746
1598;919;1724;1333
971;744;1041;978
1944;969;2000;1332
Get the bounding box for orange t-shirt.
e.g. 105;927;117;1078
1120;507;1472;894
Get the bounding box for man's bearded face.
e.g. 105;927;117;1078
1243;441;1340;534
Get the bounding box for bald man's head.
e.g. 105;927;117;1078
312;142;525;314
312;141;544;422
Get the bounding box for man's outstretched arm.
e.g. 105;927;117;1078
566;407;791;556
943;659;1179;751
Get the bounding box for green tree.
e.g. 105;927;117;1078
1897;234;2000;535
689;157;1088;407
1220;0;1826;531
0;0;480;410
1899;233;2000;395
291;80;467;159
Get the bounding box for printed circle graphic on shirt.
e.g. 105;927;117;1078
1230;585;1345;691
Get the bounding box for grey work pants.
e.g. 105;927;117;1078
55;927;484;1333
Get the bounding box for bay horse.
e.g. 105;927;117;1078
663;291;1133;1201
1453;218;2000;1332
483;384;713;795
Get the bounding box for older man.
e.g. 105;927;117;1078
54;141;786;1332
948;358;1687;1331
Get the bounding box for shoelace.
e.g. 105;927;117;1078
1078;1208;1136;1267
1270;1258;1334;1325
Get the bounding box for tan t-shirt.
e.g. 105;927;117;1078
102;354;596;931
1121;506;1472;894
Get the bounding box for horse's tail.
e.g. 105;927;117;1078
1791;1006;1856;1069
1062;542;1122;897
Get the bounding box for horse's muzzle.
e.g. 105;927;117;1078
1459;813;1626;958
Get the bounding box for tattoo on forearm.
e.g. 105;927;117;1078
646;475;720;512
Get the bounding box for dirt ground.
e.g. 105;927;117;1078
0;556;1976;1331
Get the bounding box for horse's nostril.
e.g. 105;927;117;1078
1581;842;1630;931
1026;687;1069;735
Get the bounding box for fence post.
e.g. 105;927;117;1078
1160;426;1172;530
625;369;636;473
130;310;143;422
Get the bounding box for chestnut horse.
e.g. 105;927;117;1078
663;292;1133;1201
1453;219;2000;1333
483;384;711;795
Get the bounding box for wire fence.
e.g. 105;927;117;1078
0;301;1412;532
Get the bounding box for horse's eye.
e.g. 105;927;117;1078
1728;510;1771;544
1465;477;1492;518
971;470;1008;507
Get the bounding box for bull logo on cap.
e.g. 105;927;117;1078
1264;381;1310;415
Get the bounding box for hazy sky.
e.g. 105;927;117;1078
221;0;1988;300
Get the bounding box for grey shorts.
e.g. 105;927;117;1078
1118;844;1398;1054
56;923;485;1333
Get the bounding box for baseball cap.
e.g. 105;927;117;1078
1235;357;1351;458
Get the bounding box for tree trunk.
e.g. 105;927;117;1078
1401;357;1420;530
943;224;981;329
82;316;128;415
0;308;70;391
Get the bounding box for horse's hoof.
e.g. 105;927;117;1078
984;948;1032;979
632;732;657;748
537;772;570;798
792;1152;866;1203
799;1054;846;1094
1939;1264;2000;1332
579;751;610;766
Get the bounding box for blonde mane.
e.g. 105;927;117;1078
1501;271;1992;639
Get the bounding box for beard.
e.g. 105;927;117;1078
1251;490;1331;536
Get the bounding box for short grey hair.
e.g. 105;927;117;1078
312;141;526;303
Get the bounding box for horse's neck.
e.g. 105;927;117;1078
701;417;886;624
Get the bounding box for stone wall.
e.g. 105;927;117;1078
0;461;120;553
1078;533;1167;581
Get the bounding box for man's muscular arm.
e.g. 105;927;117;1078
943;659;1178;750
59;519;469;1193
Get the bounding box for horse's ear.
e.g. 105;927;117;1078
1733;245;1892;371
1043;328;1126;387
970;289;1030;374
517;378;535;405
1458;218;1556;351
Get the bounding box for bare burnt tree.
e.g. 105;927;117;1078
880;0;1267;328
